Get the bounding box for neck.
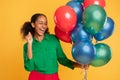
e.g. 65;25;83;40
34;33;44;42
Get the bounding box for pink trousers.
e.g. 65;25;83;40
28;70;60;80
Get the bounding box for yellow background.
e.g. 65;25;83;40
0;0;119;80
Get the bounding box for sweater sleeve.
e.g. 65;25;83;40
23;43;34;71
56;38;74;69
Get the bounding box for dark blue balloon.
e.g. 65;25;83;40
71;0;84;3
94;17;115;41
72;40;95;64
71;23;92;42
66;1;83;23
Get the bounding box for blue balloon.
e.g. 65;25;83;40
94;17;115;41
71;23;92;43
66;1;83;23
71;0;84;3
72;40;95;64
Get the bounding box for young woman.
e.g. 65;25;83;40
21;13;89;80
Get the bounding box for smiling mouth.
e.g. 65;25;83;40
39;28;46;33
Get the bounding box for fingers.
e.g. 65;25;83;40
74;62;90;70
28;32;32;38
84;64;90;70
81;64;85;69
27;32;32;38
28;32;32;36
25;32;33;42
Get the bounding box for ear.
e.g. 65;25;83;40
31;23;35;28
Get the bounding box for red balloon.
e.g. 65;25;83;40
54;5;77;32
55;26;72;43
83;0;105;9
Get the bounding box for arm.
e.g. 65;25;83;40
23;32;34;71
56;39;74;69
56;37;89;70
26;32;33;59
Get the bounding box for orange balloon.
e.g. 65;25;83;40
54;5;77;32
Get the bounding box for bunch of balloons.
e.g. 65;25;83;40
54;0;115;67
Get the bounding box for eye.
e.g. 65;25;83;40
37;21;47;26
44;22;47;25
38;22;43;25
39;22;43;24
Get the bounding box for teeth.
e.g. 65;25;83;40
39;28;45;32
41;28;45;31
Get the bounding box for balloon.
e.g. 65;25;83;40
54;5;77;32
72;40;95;64
55;26;72;43
90;43;112;67
83;0;105;9
71;23;92;42
94;17;115;41
83;5;106;35
71;0;84;3
66;1;83;23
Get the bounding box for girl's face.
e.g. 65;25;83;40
32;15;48;36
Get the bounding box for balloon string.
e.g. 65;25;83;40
84;68;87;80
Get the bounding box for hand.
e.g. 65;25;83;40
25;32;33;44
74;62;90;70
83;64;90;70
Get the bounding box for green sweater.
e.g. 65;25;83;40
23;33;74;74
